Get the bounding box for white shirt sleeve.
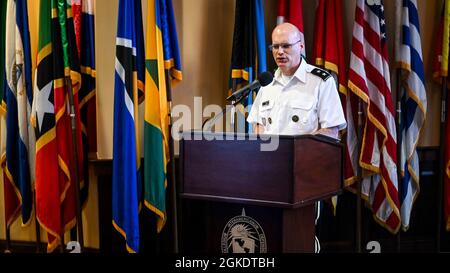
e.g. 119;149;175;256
317;77;347;130
246;88;264;125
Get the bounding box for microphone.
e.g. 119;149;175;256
226;71;273;101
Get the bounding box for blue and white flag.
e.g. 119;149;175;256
3;0;35;227
395;0;427;231
112;0;143;253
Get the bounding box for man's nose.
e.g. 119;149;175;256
277;48;285;55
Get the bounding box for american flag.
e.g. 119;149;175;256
348;0;401;233
395;0;427;231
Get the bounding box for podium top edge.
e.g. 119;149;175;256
180;131;342;144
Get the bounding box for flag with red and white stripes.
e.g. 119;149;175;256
348;0;401;233
277;0;306;57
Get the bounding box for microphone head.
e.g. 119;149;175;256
258;71;274;87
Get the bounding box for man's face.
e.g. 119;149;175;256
271;30;302;75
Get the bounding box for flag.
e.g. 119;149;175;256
313;0;346;96
0;0;6;106
32;0;64;252
433;0;450;232
55;0;85;233
444;0;450;232
312;0;348;212
0;0;7;212
348;0;401;233
71;0;82;58
231;0;255;85
134;0;146;104
230;0;266;131
442;0;450;79
312;0;351;181
446;88;450;232
277;0;305;57
3;0;35;229
112;0;142;253
144;0;182;233
341;0;360;189
79;0;96;205
158;0;183;82
145;0;168;233
395;0;427;231
63;0;96;208
31;0;83;253
433;3;447;82
3;0;22;229
254;0;267;80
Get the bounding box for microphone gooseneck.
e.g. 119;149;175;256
226;71;274;101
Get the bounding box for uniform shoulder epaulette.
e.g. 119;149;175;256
311;68;331;81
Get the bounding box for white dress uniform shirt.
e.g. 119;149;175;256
247;59;347;135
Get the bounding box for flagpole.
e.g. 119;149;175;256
164;69;179;253
59;185;65;252
2;170;12;253
33;191;41;253
4;222;11;253
59;227;65;252
356;98;363;253
437;76;448;252
65;76;84;252
395;70;403;252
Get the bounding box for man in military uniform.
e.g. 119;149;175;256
247;22;346;253
247;23;346;138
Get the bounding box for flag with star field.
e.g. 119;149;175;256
32;0;65;252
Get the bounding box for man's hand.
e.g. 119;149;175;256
313;127;339;139
254;124;265;134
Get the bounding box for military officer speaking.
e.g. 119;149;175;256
247;23;346;138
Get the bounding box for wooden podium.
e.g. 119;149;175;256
179;131;343;253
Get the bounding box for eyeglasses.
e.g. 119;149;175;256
268;40;301;52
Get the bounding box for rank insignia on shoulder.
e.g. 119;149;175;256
262;100;270;106
311;68;331;81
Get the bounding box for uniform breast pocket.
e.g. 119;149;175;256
288;98;316;133
259;100;273;127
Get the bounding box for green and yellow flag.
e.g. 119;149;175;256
144;0;182;233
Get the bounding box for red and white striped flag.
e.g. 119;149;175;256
348;0;401;233
277;0;305;57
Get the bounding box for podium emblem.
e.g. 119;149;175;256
221;209;267;253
